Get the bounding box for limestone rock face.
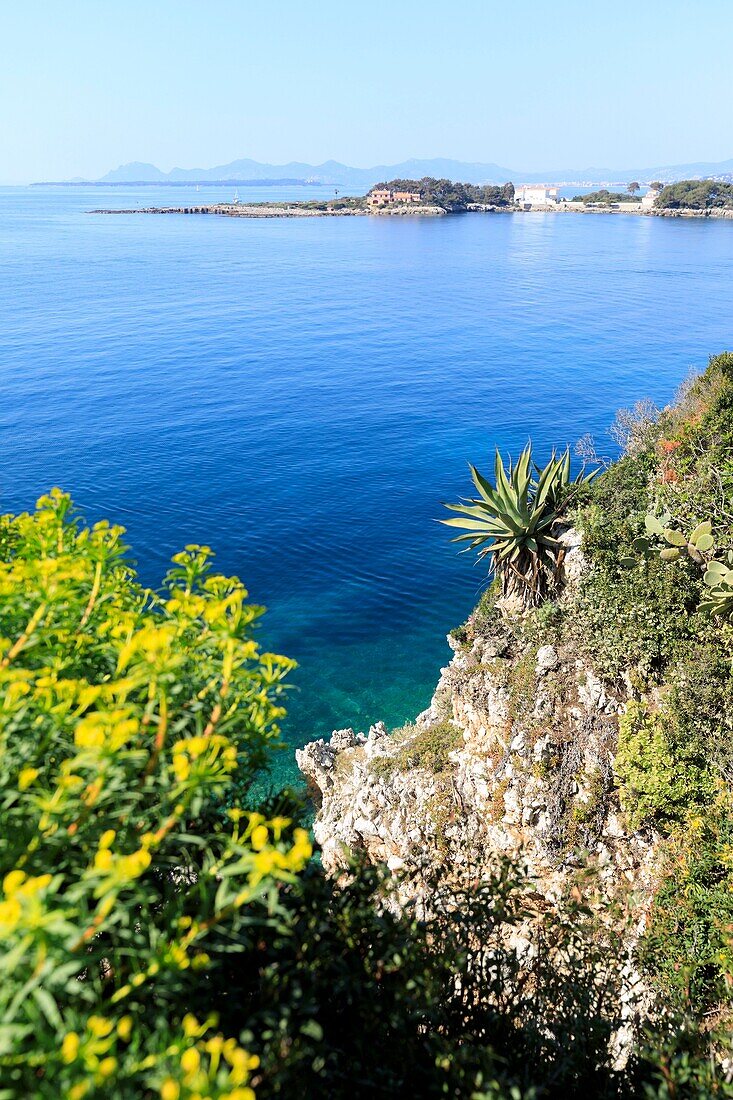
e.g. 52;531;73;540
297;526;657;911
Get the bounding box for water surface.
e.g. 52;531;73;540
2;185;732;779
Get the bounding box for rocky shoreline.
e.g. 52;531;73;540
92;201;733;219
90;202;445;218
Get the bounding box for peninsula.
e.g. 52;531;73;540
93;176;733;220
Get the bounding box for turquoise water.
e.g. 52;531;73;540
2;185;732;778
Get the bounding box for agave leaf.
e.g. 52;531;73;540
442;501;489;515
493;455;525;524
559;449;571;485
441;517;497;531
577;465;600;485
514;447;533;508
467;463;499;506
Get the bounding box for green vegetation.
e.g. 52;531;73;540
4;493;721;1098
640;790;733;1018
387;719;463;774
614;699;716;831
656;179;733;210
446;352;733;1076
564;354;733;1047
443;444;596;607
0;491;311;1097
572;189;641;204
370;177;515;211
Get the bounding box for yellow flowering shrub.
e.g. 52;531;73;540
0;491;311;1097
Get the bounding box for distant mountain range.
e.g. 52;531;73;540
35;156;733;189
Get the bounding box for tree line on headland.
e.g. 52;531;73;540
370;177;516;210
368;176;733;212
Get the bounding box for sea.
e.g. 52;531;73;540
2;183;732;785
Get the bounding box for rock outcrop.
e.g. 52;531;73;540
296;527;658;916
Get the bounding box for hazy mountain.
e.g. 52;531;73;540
98;161;168;183
98;157;516;186
77;155;733;188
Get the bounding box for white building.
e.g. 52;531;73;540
641;185;662;209
514;185;560;207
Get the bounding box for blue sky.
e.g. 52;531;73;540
2;0;732;182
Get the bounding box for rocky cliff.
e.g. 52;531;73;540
297;526;657;916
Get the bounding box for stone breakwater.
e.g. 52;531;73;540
91;202;448;218
296;526;658;917
93;201;733;220
91;203;369;218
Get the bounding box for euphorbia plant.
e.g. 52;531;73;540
0;491;311;1098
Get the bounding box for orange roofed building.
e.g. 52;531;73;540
367;187;422;207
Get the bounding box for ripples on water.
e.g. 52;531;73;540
2;185;732;778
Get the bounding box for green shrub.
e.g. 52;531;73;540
640;791;733;1018
573;548;702;683
390;719;463;774
657;180;733;210
614;700;715;831
0;491;311;1098
244;854;639;1099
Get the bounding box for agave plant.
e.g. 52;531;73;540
442;444;595;607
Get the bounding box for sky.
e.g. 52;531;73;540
1;0;732;183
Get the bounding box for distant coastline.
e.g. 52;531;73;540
89;176;733;221
91;200;733;220
33;151;733;190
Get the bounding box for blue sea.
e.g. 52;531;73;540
2;184;732;782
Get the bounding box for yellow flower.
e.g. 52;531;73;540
182;1014;199;1037
205;1034;224;1055
0;896;22;933
180;1046;200;1076
290;828;313;865
94;849;113;873
248;849;277;875
116;1016;132;1041
18;767;39;791
118;848;151;879
3;870;26;895
98;1056;116;1078
74;718;106;751
61;1031;80;1063
250;825;268;851
160;1080;180;1100
99;829;116;849
88;1015;114;1038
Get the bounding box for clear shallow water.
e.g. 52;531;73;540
2;185;732;781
